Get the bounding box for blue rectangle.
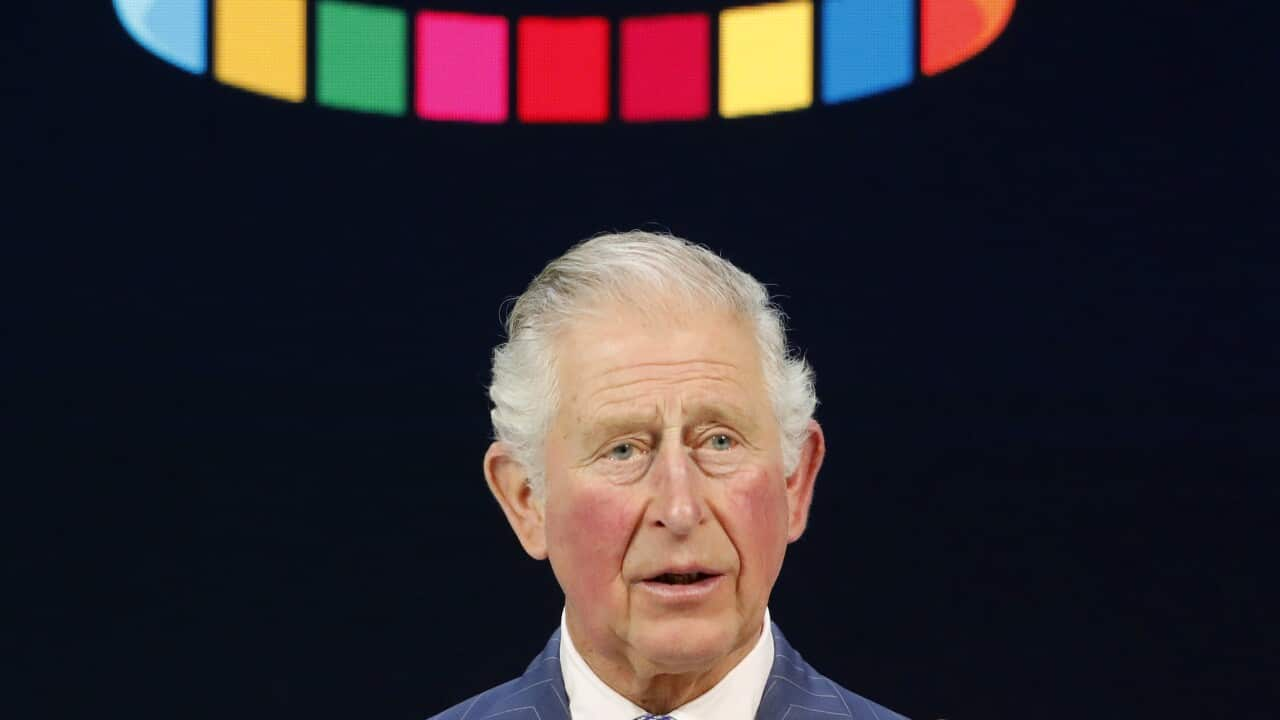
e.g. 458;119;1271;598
115;0;207;74
821;0;913;104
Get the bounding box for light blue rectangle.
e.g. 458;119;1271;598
114;0;207;74
821;0;913;104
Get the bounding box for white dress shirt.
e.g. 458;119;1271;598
559;608;775;720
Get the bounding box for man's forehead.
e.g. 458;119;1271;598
585;370;755;408
550;298;762;399
574;356;760;403
563;359;769;436
597;358;742;381
559;328;763;390
557;296;757;355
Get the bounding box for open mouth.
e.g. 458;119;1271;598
648;572;718;585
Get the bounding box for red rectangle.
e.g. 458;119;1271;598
620;14;710;122
517;17;610;123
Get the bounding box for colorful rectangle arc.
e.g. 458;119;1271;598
114;0;1016;123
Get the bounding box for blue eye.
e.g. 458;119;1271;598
609;443;636;460
707;434;734;451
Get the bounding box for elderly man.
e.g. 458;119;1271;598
430;232;907;720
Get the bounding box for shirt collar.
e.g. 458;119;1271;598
559;608;775;720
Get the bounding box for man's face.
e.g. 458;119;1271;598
539;300;814;680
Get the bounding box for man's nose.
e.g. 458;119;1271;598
648;437;706;535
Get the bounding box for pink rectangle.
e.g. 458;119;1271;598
416;11;508;123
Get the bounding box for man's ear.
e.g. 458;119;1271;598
484;441;548;560
784;419;825;543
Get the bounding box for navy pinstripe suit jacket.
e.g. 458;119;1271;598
427;623;909;720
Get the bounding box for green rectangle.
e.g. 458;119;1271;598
316;1;407;115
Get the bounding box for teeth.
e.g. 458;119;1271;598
657;573;703;584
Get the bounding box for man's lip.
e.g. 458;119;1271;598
636;573;726;601
641;566;723;581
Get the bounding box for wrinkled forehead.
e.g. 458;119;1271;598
549;293;771;423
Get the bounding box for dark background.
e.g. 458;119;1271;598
8;2;1278;719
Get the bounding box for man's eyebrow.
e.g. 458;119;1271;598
682;402;760;433
578;412;661;449
580;401;760;446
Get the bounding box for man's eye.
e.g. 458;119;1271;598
706;434;735;451
608;443;638;461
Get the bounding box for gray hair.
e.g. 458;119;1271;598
488;231;817;498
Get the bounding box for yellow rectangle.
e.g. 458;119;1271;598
719;1;813;118
215;0;307;102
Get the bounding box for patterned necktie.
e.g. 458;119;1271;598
634;716;675;720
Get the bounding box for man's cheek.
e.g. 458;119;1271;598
732;470;788;529
726;471;790;568
556;489;634;585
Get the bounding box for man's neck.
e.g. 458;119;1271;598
563;614;765;715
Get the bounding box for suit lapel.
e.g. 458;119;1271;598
756;624;858;720
471;629;571;720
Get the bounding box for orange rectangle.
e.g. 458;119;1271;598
214;0;307;102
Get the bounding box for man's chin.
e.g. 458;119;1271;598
629;616;744;673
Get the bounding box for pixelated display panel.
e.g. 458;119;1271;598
118;0;1016;122
620;14;711;122
517;17;611;123
214;0;307;102
719;1;814;118
921;0;1015;75
417;12;509;123
317;1;407;115
114;0;207;74
821;0;914;103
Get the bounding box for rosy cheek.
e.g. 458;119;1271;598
726;470;789;575
549;486;636;603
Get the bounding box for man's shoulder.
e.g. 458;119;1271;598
425;628;568;720
815;673;911;720
767;624;911;720
425;677;528;720
771;662;910;720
